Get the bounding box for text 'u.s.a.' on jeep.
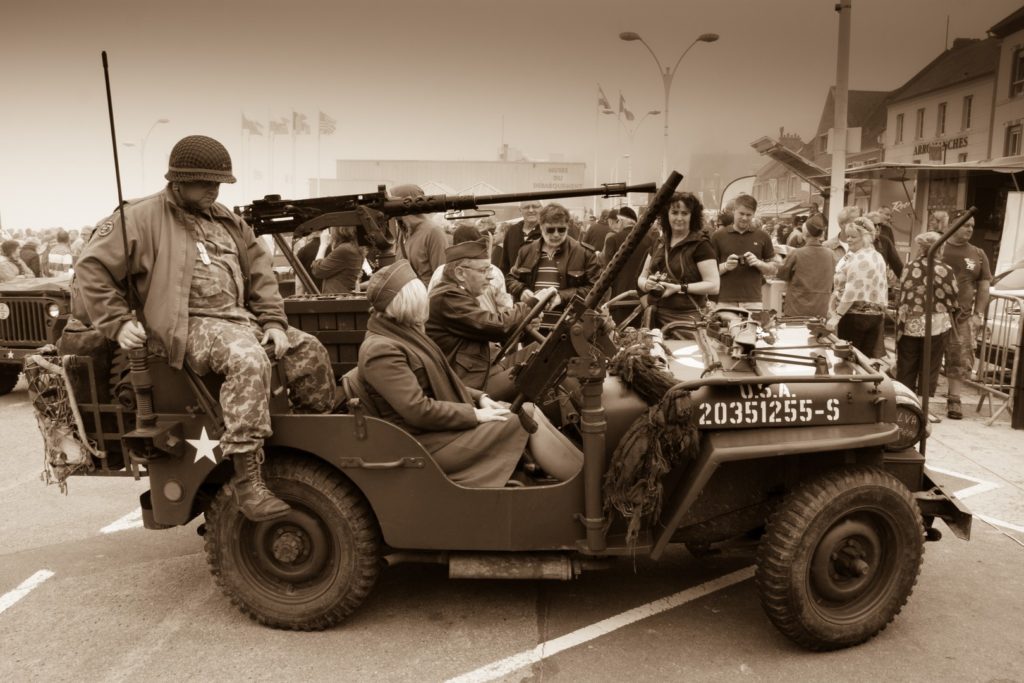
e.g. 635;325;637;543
24;173;971;652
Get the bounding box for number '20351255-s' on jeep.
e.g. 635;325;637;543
25;172;972;652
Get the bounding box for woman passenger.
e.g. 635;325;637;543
636;192;720;338
311;226;364;294
356;260;583;486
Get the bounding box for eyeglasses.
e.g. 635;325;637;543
543;226;568;235
459;264;491;274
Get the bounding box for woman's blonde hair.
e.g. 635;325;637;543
849;216;877;243
384;278;429;326
912;230;942;260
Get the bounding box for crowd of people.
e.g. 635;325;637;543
0;227;89;282
14;133;994;508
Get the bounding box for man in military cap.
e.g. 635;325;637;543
427;238;555;399
75;135;335;522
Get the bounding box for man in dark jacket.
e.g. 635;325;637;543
506;203;601;317
495;199;542;274
19;239;42;277
427;239;552;398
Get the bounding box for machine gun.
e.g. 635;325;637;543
510;171;683;406
237;182;657;294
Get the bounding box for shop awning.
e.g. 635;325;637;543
757;200;802;216
751;136;828;189
836;156;1024;181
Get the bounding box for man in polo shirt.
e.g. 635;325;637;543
506;203;601;323
711;194;777;310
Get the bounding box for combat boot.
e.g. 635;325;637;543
230;449;291;521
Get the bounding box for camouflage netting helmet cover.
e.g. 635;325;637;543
165;135;237;184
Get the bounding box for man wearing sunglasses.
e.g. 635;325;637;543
506;203;601;320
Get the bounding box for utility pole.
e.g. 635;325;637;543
827;0;852;239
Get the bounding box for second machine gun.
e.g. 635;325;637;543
236;182;658;294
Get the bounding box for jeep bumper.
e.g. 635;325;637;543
915;468;973;540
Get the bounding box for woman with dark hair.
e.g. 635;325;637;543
636;192;719;337
311;225;364;294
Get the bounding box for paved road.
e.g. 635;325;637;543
2;382;1023;682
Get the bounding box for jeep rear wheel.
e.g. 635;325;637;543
755;466;924;651
0;368;20;396
204;455;381;630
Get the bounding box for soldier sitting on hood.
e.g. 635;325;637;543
75;135;335;522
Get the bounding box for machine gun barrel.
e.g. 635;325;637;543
238;182;657;237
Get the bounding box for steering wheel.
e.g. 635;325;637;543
492;288;557;365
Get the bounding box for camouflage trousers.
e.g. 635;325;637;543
185;317;334;458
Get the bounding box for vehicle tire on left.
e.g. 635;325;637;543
204;454;381;630
0;368;20;396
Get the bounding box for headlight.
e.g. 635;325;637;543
47;303;61;318
0;303;9;320
887;380;928;451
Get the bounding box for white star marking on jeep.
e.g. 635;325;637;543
187;427;220;465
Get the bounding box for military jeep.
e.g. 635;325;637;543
0;275;72;394
28;173;971;651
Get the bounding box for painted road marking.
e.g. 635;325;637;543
927;466;1003;500
976;514;1024;534
100;508;143;534
0;570;55;616
446;566;755;683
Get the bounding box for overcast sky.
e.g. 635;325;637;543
2;0;1021;229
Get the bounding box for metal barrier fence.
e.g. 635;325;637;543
966;291;1024;427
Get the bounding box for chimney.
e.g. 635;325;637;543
951;37;979;49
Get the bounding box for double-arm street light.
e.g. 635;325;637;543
619;31;719;182
124;118;170;191
621;109;661;187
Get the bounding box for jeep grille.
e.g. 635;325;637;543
0;299;49;346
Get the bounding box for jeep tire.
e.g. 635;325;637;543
755;466;924;651
0;368;20;396
204;454;381;630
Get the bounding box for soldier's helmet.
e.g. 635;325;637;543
164;135;237;184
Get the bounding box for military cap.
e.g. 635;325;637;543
366;260;417;312
445;239;489;263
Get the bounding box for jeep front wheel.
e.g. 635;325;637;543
755;466;924;651
0;368;20;396
204;455;381;630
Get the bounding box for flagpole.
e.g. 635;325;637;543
317;110;322;198
291;110;297;198
593;98;599;217
268;108;274;192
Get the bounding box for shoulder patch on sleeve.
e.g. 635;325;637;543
96;219;114;237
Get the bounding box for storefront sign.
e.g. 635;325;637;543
913;136;968;156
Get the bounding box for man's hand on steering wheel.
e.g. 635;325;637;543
493;287;558;365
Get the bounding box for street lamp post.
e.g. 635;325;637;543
140;118;170;190
619;31;718;182
620;109;661;190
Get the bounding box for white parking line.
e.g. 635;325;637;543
0;570;55;616
446;566;755;683
99;509;143;534
927;466;1003;499
976;514;1024;534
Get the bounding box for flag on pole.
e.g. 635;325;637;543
241;114;263;135
319;111;337;135
597;84;611;111
292;111;311;134
269;117;289;135
619;93;635;122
